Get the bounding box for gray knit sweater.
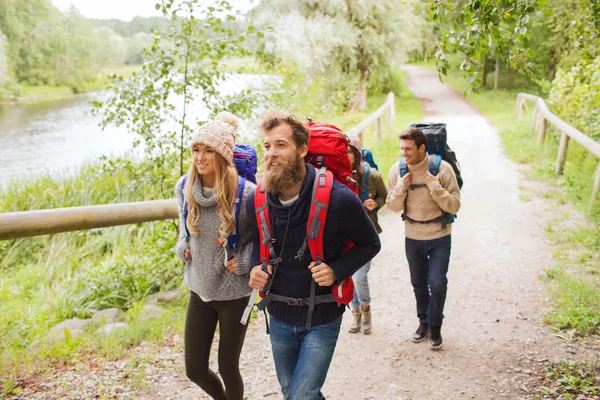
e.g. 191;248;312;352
174;176;255;301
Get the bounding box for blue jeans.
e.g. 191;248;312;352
269;315;343;400
405;235;452;327
351;260;372;308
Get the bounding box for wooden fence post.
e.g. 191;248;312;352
387;92;395;130
592;165;600;206
376;117;382;140
537;117;547;146
555;132;570;175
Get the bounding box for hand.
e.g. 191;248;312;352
249;264;273;290
425;171;439;186
226;256;237;273
363;194;377;211
308;261;336;286
184;248;191;260
400;172;412;189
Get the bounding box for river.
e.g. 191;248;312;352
0;74;265;187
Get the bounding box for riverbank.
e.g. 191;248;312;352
1;58;262;106
0;66;142;105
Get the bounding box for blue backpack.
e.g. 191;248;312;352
181;143;258;248
361;148;379;171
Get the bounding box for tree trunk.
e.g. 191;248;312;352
494;56;500;90
423;41;428;63
547;49;557;81
481;58;488;89
346;70;369;112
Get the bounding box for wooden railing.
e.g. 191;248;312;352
0;200;177;240
0;93;396;240
347;92;395;140
516;92;600;204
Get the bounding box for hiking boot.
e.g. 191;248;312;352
429;325;443;350
411;323;430;343
361;304;372;334
349;308;361;333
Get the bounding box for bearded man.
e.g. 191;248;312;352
246;110;381;400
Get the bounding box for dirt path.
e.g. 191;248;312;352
139;65;578;400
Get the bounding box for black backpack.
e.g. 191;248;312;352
400;122;463;189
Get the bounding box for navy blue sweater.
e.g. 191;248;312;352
246;164;381;327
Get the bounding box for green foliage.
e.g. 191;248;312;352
548;57;600;140
0;157;184;374
94;0;263;182
433;0;600;92
541;360;600;398
368;68;406;98
433;0;538;87
0;0;101;91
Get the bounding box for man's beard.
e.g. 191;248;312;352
264;153;303;195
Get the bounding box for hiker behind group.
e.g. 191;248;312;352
174;112;256;400
247;111;381;399
347;135;388;334
386;127;460;350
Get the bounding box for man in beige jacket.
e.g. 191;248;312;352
386;127;461;350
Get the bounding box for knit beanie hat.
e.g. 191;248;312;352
190;112;239;165
348;134;363;153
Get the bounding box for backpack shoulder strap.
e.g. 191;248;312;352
429;154;442;176
254;183;277;269
181;176;190;239
361;163;370;202
306;167;333;265
227;176;246;248
399;157;408;177
306;167;333;330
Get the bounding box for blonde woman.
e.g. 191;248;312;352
175;112;256;400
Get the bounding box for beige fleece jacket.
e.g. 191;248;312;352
386;153;461;240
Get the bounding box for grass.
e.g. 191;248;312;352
0;158;184;386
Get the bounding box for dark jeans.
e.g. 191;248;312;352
184;292;250;400
405;235;452;327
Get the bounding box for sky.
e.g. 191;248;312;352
51;0;256;21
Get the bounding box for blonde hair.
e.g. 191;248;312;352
183;153;239;239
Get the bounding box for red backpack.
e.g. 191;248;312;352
249;121;357;331
305;120;358;195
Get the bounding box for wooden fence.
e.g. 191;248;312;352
0;93;395;240
516;92;600;205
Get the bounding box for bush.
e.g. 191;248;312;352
548;57;600;140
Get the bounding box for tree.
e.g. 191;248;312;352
93;0;262;196
254;0;426;111
93;27;127;68
433;0;600;91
